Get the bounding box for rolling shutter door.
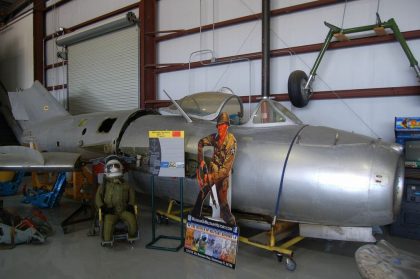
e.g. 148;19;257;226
68;26;139;115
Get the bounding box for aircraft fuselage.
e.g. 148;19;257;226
21;110;404;227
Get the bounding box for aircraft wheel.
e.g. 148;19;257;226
155;214;162;224
155;214;169;225
284;256;296;271
288;70;311;108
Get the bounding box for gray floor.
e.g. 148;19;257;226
1;194;419;279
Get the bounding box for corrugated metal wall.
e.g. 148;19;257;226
68;25;139;115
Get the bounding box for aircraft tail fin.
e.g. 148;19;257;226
7;81;70;124
0;81;69;143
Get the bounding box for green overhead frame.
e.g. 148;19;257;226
288;13;420;108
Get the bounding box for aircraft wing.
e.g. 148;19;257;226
0;146;81;171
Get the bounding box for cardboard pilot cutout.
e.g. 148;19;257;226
191;112;237;226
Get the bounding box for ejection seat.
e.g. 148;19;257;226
93;204;140;248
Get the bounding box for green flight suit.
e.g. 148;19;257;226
95;178;137;242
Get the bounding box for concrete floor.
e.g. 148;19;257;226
1;194;419;279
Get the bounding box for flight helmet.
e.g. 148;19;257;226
105;156;123;178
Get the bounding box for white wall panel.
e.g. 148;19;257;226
292;96;420;141
46;66;67;87
45;39;55;66
158;0;200;31
68;26;139;115
0;13;33;90
158;0;260;31
213;21;260;58
156;0;420;142
158;60;259;100
271;0;312;10
271;6;340;49
214;0;260;22
158;20;260;63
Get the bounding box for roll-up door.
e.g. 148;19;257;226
68;25;139;115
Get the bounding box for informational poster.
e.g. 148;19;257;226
148;131;185;177
184;215;239;269
395;117;420;130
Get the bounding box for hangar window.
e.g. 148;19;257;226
98;118;117;133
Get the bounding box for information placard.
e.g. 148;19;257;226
184;215;239;269
148;131;185;177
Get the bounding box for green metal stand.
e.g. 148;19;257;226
309;14;419;85
146;175;184;252
287;13;420;108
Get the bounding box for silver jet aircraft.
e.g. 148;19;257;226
0;81;404;241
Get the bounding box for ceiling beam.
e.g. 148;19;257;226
0;0;31;22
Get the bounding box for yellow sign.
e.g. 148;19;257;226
149;131;184;138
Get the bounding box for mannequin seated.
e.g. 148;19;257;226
95;156;139;247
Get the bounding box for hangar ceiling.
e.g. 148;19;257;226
0;0;31;26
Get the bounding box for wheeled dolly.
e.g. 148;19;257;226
156;199;304;271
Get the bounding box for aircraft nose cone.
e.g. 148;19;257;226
278;126;404;226
367;140;404;225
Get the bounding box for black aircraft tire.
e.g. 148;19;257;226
288;70;310;108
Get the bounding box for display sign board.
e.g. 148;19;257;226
148;131;185;177
395;117;420;131
395;117;420;168
395;117;420;145
184;215;239;269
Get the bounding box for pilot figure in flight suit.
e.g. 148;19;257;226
95;156;138;242
191;112;237;226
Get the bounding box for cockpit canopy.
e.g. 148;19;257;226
244;98;303;127
159;92;243;125
159;91;302;127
